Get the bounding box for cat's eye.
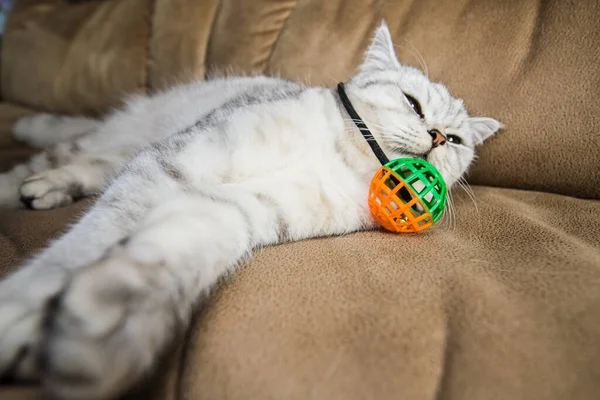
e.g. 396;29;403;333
403;93;424;119
447;135;462;145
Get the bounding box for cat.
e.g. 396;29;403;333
0;21;501;400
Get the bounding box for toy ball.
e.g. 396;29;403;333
368;158;447;233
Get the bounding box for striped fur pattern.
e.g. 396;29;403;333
0;22;501;399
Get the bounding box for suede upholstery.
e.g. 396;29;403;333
0;1;599;399
1;0;152;115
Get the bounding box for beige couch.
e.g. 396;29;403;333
1;0;599;399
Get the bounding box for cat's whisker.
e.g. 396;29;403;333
342;119;394;131
342;118;399;132
445;169;479;216
342;128;410;146
458;178;479;214
448;193;457;233
407;40;429;79
341;131;381;144
342;119;421;145
450;190;458;232
394;42;428;78
440;194;455;232
444;195;452;231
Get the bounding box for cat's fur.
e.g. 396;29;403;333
0;22;501;399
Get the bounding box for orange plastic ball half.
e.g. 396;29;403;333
368;166;435;233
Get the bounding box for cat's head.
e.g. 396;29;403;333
345;21;502;187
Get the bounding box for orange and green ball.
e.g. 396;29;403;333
368;158;447;233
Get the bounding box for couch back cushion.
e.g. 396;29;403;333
1;0;152;115
2;0;599;198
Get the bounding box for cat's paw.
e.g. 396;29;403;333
19;171;74;210
0;303;44;380
13;113;99;148
42;251;177;399
13;115;46;148
13;114;68;149
0;268;66;380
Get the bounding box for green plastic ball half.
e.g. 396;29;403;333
384;158;447;223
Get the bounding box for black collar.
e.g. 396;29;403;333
337;82;389;166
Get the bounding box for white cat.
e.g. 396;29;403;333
0;22;501;400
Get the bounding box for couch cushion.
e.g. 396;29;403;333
1;0;152;115
176;188;600;400
0;103;37;170
148;0;220;91
1;186;599;399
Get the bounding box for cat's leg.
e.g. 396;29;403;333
0;109;151;210
13;113;101;149
18;153;117;210
0;114;101;208
0;141;120;210
0;176;157;381
39;188;273;399
0;144;78;209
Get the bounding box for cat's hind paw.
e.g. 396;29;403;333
19;171;75;210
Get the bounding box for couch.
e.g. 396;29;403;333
1;0;599;399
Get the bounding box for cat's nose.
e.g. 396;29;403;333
428;129;446;148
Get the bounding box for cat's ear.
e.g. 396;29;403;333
469;117;504;145
361;21;401;73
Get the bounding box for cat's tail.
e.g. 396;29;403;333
13;113;101;149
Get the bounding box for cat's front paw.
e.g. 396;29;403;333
12;114;49;147
42;251;178;400
0;302;44;380
0;268;67;381
20;171;74;210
